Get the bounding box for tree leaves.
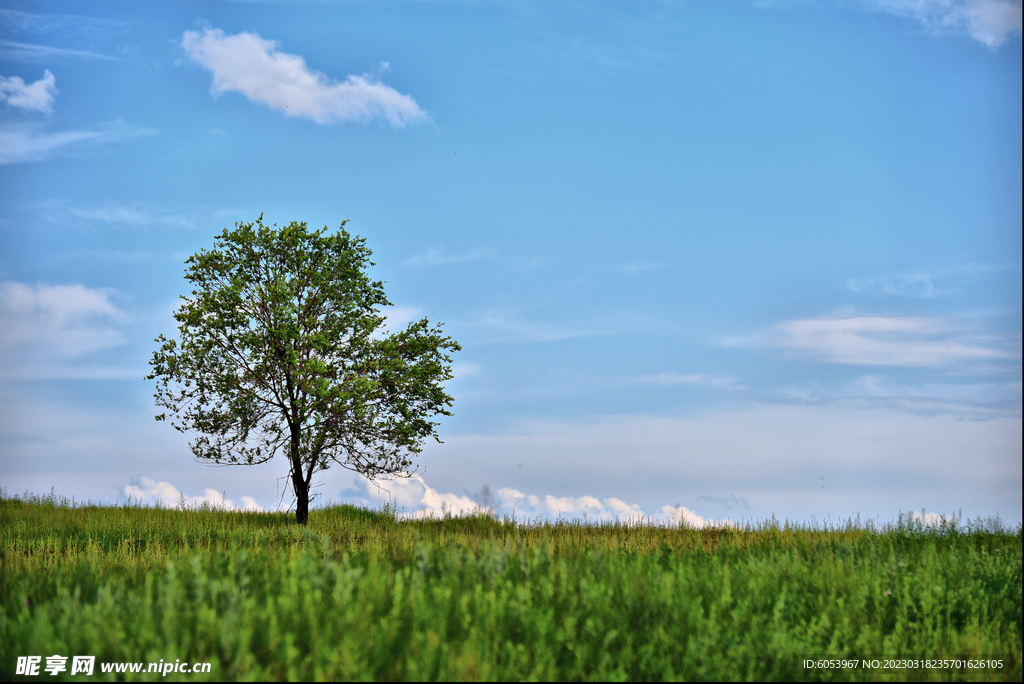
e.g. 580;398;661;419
148;215;460;523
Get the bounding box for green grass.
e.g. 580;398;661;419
1;488;1020;681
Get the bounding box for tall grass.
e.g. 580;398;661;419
2;488;1020;681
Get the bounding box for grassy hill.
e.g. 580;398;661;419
1;489;1020;681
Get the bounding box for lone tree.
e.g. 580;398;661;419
147;216;460;524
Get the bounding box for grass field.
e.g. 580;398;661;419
1;488;1020;681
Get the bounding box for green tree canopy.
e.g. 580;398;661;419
148;216;460;524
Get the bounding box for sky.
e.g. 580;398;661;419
0;0;1020;527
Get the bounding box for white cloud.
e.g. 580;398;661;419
123;476;262;511
741;314;1017;369
0;281;129;378
180;28;428;126
496;488;646;522
0;69;57;112
351;473;481;517
965;0;1024;44
347;473;728;526
909;509;957;527
863;0;1022;47
123;472;726;525
656;504;734;528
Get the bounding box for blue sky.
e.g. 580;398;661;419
1;0;1020;526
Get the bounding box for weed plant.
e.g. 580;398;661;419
1;488;1020;681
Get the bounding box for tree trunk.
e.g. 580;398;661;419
288;419;309;525
293;470;309;525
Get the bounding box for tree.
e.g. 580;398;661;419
147;215;460;524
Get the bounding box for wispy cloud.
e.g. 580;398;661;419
41;203;251;229
0;124;98;164
756;0;1021;46
699;494;753;510
846;272;939;297
180;28;429;126
846;264;1015;298
614;261;666;274
849;374;1021;404
777;373;1022;417
69;206;150;224
632;372;745;391
865;0;1022;47
64;204;194;228
734;314;1018;370
465;304;663;345
404;248;497;267
0;280;129;378
404;248;546;272
0;121;156;164
0;9;132;37
519;20;672;83
0;69;57;112
0;39;114;62
473;311;597;344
